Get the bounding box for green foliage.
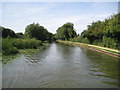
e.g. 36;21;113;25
70;36;81;42
0;27;24;39
0;38;2;52
2;38;42;55
55;22;77;40
16;32;24;38
0;26;17;38
2;38;18;55
102;36;118;49
12;38;42;49
80;37;90;44
24;23;53;41
80;13;120;49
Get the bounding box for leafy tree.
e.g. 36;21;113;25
16;32;24;38
80;13;120;49
55;22;77;40
0;26;17;38
24;23;53;41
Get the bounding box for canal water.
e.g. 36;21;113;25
2;43;119;88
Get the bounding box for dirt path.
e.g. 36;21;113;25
87;44;120;53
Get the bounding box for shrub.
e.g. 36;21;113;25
2;38;18;55
70;37;81;42
2;38;42;55
80;37;90;44
12;38;42;49
102;36;118;49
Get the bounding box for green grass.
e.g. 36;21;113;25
96;48;120;54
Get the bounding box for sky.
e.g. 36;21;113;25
1;2;118;34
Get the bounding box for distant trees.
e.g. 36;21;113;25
0;23;54;41
0;26;25;38
24;23;53;41
79;13;120;49
16;32;24;38
0;26;17;38
1;13;119;49
55;22;77;40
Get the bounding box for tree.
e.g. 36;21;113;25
0;26;17;38
80;13;120;49
24;23;53;41
55;22;77;40
16;32;24;38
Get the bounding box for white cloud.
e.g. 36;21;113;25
32;14;111;34
2;2;117;34
2;13;113;34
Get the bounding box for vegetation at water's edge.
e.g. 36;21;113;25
0;23;54;55
2;38;42;55
54;14;120;50
2;44;48;65
69;14;120;50
0;13;120;55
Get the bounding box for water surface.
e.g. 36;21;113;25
2;43;119;88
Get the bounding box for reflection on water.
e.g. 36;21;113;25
2;43;119;88
85;49;119;86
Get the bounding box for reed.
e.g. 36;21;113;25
2;38;42;55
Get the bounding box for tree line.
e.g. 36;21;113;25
71;13;120;49
0;23;54;55
0;23;54;42
1;13;120;50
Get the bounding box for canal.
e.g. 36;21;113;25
2;43;119;88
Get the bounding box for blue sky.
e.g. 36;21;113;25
1;2;118;34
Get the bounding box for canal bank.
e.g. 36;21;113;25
56;40;120;59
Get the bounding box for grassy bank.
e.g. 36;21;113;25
2;39;49;64
57;40;120;59
2;38;43;55
2;44;49;65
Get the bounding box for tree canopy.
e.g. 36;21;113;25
79;13;120;49
24;23;53;41
55;22;77;40
0;26;17;38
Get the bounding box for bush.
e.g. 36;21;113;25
2;38;42;55
80;37;90;44
12;38;42;49
2;38;18;55
70;37;81;42
102;36;118;49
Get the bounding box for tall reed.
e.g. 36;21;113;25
2;38;42;55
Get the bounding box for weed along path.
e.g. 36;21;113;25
2;43;119;88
